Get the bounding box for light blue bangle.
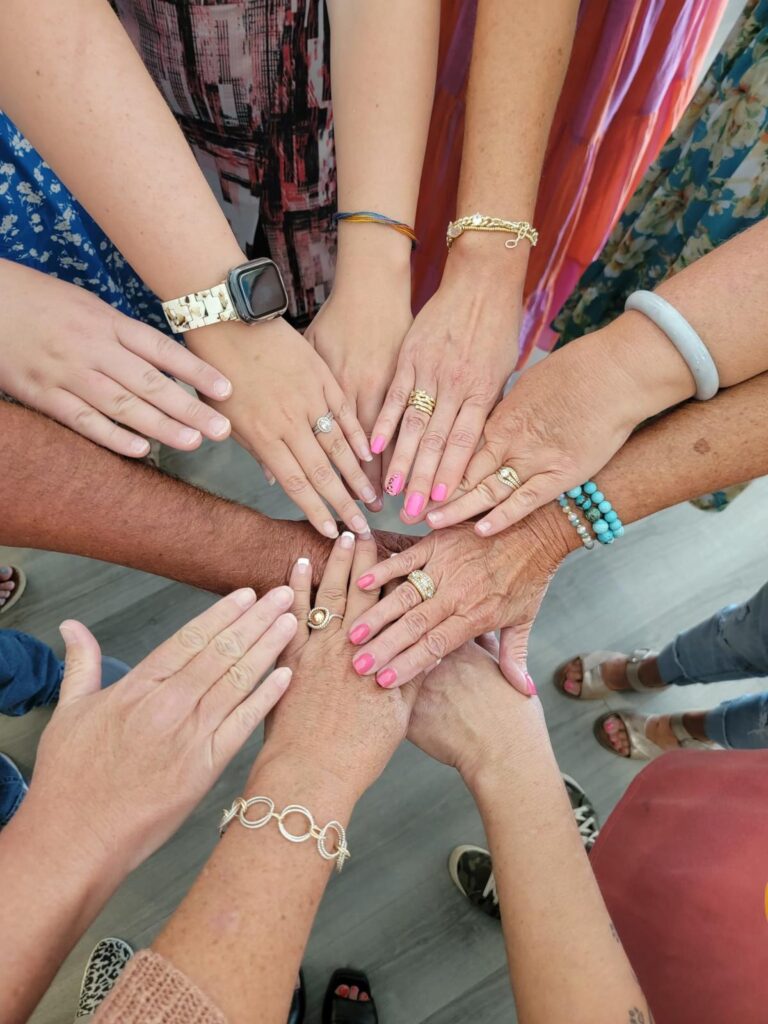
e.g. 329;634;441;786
567;481;624;545
624;290;719;400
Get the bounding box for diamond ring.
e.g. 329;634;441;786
406;570;437;602
313;411;335;435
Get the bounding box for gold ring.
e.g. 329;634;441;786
406;570;437;602
307;606;343;630
407;389;436;418
496;466;521;490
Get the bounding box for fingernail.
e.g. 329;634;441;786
323;520;339;538
369;499;383;513
353;653;375;674
563;679;579;695
405;492;425;518
296;557;310;574
357;573;375;590
213;378;232;398
180;427;202;445
340;531;355;549
59;621;79;644
277;612;298;631
271;666;293;691
350;624;370;645
386;473;404;496
427;510;444;526
377;668;398;687
234;587;257;608
131;437;150;455
526;673;537;696
371;435;386;455
210;416;230;438
273;586;294;607
431;483;448;502
362;486;378;503
351;515;369;535
475;521;492;536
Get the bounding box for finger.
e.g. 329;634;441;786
426;469;514;530
324;379;373;463
385;380;438;511
116;315;233;401
402;394;462;522
314;530;356;628
43;388;151;458
268;441;340;539
431;402;492;508
109;349;231;442
313;420;379;507
345;533;381;629
475;472;566;536
212;665;292;765
498;625;535;696
375;614;468;688
286;556;313;654
370;361;415;458
289;432;370;537
349;583;439;675
353;592;448;682
58;620;104;707
354;542;429;594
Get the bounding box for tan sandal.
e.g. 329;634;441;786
0;566;27;615
593;710;720;760
554;648;660;700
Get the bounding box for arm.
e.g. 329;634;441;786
347;370;768;687
370;0;580;516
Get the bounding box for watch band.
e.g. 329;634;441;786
162;284;240;334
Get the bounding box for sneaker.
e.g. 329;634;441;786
74;937;134;1020
562;773;600;852
0;752;28;828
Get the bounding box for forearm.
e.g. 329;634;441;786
0;400;329;590
465;705;648;1023
153;756;359;1023
0;0;244;300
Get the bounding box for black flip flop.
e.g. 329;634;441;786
322;968;378;1024
288;969;306;1024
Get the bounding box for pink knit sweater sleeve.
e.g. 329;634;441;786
93;949;227;1024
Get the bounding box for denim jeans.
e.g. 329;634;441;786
657;583;768;749
0;629;63;716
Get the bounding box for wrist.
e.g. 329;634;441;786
443;230;529;293
248;748;362;822
522;498;579;564
459;698;554;799
334;221;414;283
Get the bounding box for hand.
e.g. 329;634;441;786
426;319;659;536
261;531;420;798
369;252;521;521
306;269;413;503
27;587;297;875
346;503;574;689
187;318;377;538
0;260;233;457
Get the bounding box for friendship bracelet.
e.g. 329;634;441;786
567;482;625;545
333;210;419;248
557;495;595;551
446;212;539;251
624;290;719;400
219;796;350;872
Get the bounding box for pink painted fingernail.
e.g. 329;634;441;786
526;673;537;696
349;624;370;645
357;573;375;590
377;668;398;687
564;679;579;695
386;473;404;496
431;483;448;502
405;492;425;518
353;653;375;674
605;719;618;733
371;435;387;455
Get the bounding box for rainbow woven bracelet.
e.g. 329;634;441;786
333;210;419;248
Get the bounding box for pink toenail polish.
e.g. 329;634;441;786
371;435;386;454
431;483;448;502
353;653;375;674
377;668;397;687
349;624;370;645
405;492;425;518
386;473;404;496
605;719;618;732
357;573;375;590
564;679;579;695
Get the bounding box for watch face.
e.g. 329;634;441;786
228;260;288;322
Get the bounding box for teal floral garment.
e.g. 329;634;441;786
554;0;768;511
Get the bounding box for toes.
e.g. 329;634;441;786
0;567;12;582
360;992;370;1002
349;985;360;1001
566;657;583;682
603;715;630;756
336;984;350;998
563;677;581;697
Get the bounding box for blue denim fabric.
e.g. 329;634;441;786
656;583;768;749
0;629;63;716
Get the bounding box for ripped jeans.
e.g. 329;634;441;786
657;583;768;749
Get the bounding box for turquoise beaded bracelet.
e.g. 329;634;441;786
563;481;624;545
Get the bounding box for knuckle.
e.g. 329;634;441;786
424;630;449;660
402;409;427;434
309;462;335;487
153;333;176;360
329;436;347;461
319;586;345;604
475;479;498;504
186;397;204;421
404;609;429;640
283;473;309;496
448;427;479;450
141;367;166;394
111;389;136;417
421;430;446;454
397;584;418;612
225;659;255;693
178;624;208;652
336;400;353;423
72;405;95;430
214;628;247;659
388;384;411;407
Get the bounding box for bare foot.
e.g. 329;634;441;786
599;711;709;757
561;653;665;698
335;983;370;1003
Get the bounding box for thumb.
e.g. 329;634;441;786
58;620;103;707
498;626;536;697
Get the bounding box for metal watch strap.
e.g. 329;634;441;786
162;285;240;334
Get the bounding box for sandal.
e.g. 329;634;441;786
288;969;306;1024
0;566;27;615
554;648;659;700
323;968;378;1024
593;710;720;760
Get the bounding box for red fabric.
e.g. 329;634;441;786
590;750;768;1024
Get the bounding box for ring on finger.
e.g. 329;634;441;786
307;606;344;630
407;389;436;418
496;466;522;491
312;411;335;435
406;569;437;602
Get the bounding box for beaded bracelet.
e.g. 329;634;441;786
557;495;595;551
333;210;419;248
567;481;624;545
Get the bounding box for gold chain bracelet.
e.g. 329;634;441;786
446;212;539;251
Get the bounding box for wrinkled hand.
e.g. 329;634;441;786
29;587;297;874
346;503;573;690
188;318;377;538
0;259;233;456
262;532;420;797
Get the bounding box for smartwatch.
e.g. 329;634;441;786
162;257;289;334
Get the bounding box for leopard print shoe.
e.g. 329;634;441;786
74;937;134;1019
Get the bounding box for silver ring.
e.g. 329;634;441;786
307;606;343;630
313;411;335;435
